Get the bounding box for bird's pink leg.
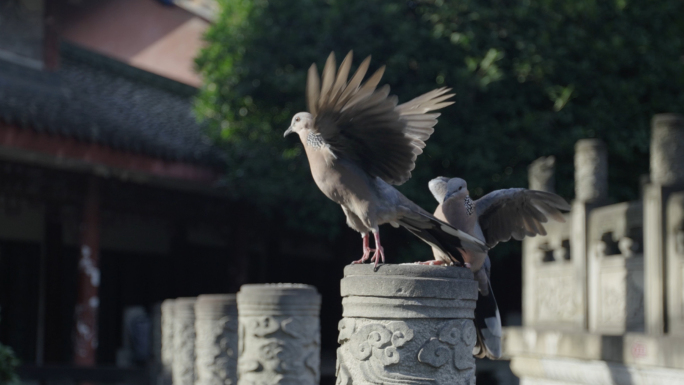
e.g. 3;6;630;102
351;233;374;264
371;231;385;270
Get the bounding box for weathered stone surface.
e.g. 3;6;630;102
195;294;239;385
160;299;175;385
237;284;321;385
650;114;684;186
337;264;478;385
574;139;608;203
528;156;556;193
173;297;197;385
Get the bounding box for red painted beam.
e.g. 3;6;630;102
0;122;220;182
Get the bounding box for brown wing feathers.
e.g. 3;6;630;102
306;51;454;185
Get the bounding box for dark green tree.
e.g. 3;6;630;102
195;0;684;257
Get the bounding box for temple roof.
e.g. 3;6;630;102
0;43;224;169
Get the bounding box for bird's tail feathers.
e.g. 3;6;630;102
474;280;502;360
399;213;486;265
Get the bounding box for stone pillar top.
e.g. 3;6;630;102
528;156;556;193
174;297;197;313
237;283;321;316
341;264;478;319
650;113;684;186
196;294;237;316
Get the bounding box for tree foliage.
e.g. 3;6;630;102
195;0;684;251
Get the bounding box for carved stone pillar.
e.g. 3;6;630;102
650;114;684;186
645;113;684;335
528;156;556;193
574;139;608;203
160;299;174;385
337;264;478;385
237;284;321;385
173;297;197;385
195;294;238;385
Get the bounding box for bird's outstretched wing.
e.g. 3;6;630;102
307;51;454;185
475;188;571;249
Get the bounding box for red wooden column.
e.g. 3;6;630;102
73;177;101;365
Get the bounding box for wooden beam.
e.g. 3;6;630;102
0;122;222;189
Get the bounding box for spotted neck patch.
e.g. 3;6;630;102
464;196;474;216
306;132;326;149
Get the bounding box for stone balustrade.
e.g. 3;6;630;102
508;113;684;385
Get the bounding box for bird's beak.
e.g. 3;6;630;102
283;126;294;137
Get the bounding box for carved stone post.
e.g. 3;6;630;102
528;156;556;193
173;297;197;385
570;139;608;331
195;294;238;385
160;299;175;385
337;264;478;385
237;284;321;385
644;113;684;335
650;114;684;186
574;139;608;203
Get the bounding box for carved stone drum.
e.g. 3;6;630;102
173;297;197;385
160;299;175;385
237;283;321;385
337;264;479;385
195;294;239;385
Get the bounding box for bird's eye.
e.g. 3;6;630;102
295;117;301;122
459;186;462;190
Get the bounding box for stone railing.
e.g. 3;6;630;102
508;113;684;385
587;201;644;334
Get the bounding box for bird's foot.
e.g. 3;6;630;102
351;247;375;265
371;246;385;271
352;234;375;265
